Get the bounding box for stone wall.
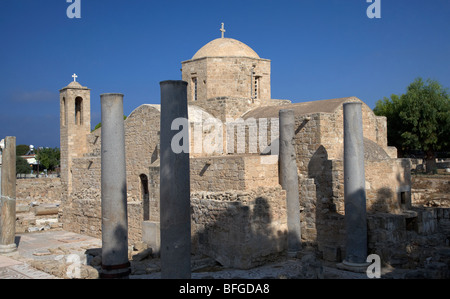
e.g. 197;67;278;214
62;154;144;244
368;208;450;271
305;155;411;257
123;104;160;203
365;159;411;213
190;155;279;192
59;88;419;270
317;208;450;270
191;97;261;122
63;198;143;245
62;156;101;238
411;175;450;207
82;103;161;204
16;178;62;204
191;186;287;269
299;178;318;243
59;84;91;197
318;100;389;160
62;104;161;244
15;178;63;234
148;164;160;223
182;56;271;103
291;103;410;249
327;158;411;215
182;57;208;103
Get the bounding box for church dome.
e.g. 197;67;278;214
192;38;260;60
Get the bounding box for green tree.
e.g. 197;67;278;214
374;78;450;173
16;156;31;174
16;144;30;156
36;147;60;171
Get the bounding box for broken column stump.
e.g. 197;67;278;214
0;136;17;253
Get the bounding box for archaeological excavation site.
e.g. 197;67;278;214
1;34;449;280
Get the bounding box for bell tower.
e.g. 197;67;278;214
59;74;91;196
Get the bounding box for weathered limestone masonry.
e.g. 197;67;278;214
182;38;271;104
58;35;450;273
63;104;161;243
190;155;279;191
16;178;62;204
412;176;450;207
188;155;288;269
243;97;406;241
59;81;91;199
142;153;288;269
14;178;62;233
191;186;287;269
100;93;130;279
0;137;17;253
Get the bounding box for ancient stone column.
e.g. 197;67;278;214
0;136;17;254
341;102;368;270
279;109;302;257
159;80;191;279
0;165;2;202
100;93;130;278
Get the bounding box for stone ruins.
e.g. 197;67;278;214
3;29;449;279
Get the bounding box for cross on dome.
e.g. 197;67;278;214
220;23;226;38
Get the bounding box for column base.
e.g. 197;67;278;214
336;260;370;273
100;262;130;279
0;243;17;254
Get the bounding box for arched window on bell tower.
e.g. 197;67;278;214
75;97;83;125
61;97;66;127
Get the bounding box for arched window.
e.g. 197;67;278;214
253;76;260;99
75;97;83;125
140;174;150;221
61;97;66;127
192;77;198;101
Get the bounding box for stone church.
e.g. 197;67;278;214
59;32;412;269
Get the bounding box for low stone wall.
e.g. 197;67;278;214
62;198;143;245
318;208;450;274
16;178;62;204
412;175;450;207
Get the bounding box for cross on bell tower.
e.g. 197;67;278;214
220;23;226;38
72;73;78;82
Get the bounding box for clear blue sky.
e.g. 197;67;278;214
1;0;449;148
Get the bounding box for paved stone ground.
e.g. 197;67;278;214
0;230;102;279
0;229;432;279
0;230;369;279
0;255;57;279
